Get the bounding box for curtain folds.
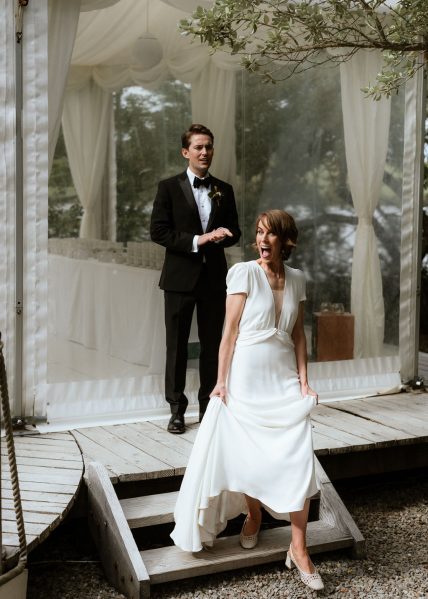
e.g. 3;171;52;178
191;62;237;184
62;80;112;238
64;0;242;225
340;50;391;358
48;0;81;172
399;65;425;380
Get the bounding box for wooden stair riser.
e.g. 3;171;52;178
120;491;321;530
141;520;354;585
88;458;365;598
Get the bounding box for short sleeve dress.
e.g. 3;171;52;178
170;261;318;552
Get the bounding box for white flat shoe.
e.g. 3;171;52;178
239;515;260;549
285;543;324;591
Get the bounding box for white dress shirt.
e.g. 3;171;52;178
187;167;212;253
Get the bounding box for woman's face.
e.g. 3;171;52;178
256;219;282;264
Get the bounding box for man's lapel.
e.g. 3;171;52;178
178;171;201;223
206;177;221;231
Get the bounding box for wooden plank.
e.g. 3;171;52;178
119;422;192;468
141;520;353;584
1;447;83;463
1;509;55;525
2;478;80;497
1;469;81;485
103;424;185;472
2;533;37;548
312;405;417;445
127;422;192;474
149;418;199;445
332;399;428;437
311;419;372;448
368;394;428;415
120;491;179;528
1;498;65;514
2;458;83;471
315;458;365;558
2;486;76;502
11;436;78;450
87;461;150;599
73;429;145;481
312;429;348;454
35;432;74;440
76;426;166;478
179;422;200;443
2;519;52;536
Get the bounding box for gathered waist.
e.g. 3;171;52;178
235;328;294;349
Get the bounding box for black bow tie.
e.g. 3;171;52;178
193;176;211;189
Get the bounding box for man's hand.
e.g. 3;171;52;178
198;227;233;246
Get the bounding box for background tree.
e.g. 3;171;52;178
115;81;191;242
181;0;427;98
48;130;82;238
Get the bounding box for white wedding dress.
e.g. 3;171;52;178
170;261;318;552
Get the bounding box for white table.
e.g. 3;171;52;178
48;255;198;375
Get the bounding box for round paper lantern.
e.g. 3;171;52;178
132;33;163;69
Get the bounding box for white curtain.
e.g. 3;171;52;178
62;79;112;238
399;64;425;380
340;50;391;358
191;61;237;184
61;0;241;237
48;0;81;172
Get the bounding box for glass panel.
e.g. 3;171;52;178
236;64;404;362
47;81;192;384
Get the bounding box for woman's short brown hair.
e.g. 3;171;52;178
254;209;298;260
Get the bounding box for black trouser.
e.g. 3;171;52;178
163;272;226;418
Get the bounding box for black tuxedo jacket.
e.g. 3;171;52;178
150;171;241;293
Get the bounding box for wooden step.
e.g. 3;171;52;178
120;491;179;528
141;519;353;584
120;490;321;529
88;459;365;598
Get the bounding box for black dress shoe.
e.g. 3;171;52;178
167;414;185;434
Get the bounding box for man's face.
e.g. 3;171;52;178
182;134;214;177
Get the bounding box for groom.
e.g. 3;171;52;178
150;124;241;433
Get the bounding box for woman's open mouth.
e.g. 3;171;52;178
260;245;271;259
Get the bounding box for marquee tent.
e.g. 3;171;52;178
0;0;424;429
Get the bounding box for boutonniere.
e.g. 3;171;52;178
209;185;224;207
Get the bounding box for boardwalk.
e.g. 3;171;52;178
1;431;84;568
73;392;428;483
1;391;427;570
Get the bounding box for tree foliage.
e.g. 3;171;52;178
180;0;427;97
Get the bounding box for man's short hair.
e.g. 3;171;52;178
181;124;214;149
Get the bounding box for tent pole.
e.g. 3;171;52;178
14;1;29;424
413;66;426;379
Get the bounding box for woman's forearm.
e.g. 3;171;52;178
294;333;308;386
216;330;239;386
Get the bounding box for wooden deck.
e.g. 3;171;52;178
1;431;84;568
72;392;428;484
1;391;427;571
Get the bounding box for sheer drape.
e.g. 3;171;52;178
62;79;112;238
66;0;241;195
48;0;81;172
47;0;121;172
191;62;237;184
340;50;391;358
399;65;425;380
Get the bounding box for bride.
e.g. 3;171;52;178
170;209;324;591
